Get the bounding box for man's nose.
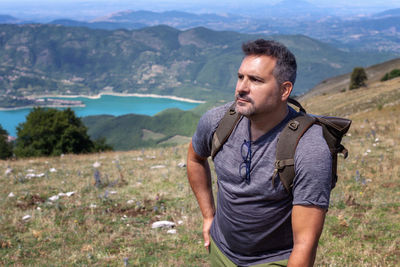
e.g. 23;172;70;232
237;77;250;94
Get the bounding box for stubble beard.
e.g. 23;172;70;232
235;95;255;117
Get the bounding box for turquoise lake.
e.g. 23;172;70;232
0;95;200;137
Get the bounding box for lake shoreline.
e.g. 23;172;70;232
0;92;205;111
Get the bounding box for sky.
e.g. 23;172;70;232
1;0;400;21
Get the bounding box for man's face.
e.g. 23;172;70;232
235;55;283;118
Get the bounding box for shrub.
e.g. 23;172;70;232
381;69;400;82
349;67;368;90
0;124;13;159
14;107;99;157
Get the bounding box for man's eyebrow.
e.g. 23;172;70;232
248;74;265;82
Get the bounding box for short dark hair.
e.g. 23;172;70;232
242;39;297;85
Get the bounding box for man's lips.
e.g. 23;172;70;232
236;96;252;103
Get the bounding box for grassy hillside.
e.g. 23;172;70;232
300;57;400;100
1;75;399;266
82;108;200;150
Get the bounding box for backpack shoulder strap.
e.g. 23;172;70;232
274;113;316;193
211;103;242;159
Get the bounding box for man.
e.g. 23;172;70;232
187;39;332;266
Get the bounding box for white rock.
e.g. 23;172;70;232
36;173;45;178
49;168;57;172
177;220;184;225
26;173;36;179
134;157;143;161
167;229;177;234
150;165;166;169
58;192;67;197
48;195;59;201
366;149;371;153
177;162;186;168
109;191;117;195
5;168;12;175
8;192;15;198
37;207;41;211
375;138;379;142
22;215;31;221
93;161;101;168
66;191;75;197
151;220;175;229
27;169;34;173
127;199;135;204
89;204;97;208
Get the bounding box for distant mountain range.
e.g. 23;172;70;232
2;5;400;53
46;8;400;54
0;23;395;108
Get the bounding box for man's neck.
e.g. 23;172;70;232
249;105;289;141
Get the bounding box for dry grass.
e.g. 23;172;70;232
1;146;208;266
1;78;399;266
303;79;400;266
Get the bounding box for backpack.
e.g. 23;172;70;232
210;98;352;193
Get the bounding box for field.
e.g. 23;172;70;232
1;78;400;266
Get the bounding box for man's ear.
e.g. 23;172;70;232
280;81;293;101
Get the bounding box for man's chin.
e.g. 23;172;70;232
235;104;253;117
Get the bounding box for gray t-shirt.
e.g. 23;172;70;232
192;102;332;266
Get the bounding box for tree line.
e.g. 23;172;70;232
0;107;112;159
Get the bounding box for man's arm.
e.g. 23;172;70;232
288;205;326;267
187;141;215;250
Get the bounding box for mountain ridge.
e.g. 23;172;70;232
0;23;395;109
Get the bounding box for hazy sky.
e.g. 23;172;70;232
1;0;400;21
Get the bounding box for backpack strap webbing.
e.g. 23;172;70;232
211;103;242;159
274;113;316;193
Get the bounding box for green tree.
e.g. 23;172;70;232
14;107;96;157
0;124;13;159
349;67;368;90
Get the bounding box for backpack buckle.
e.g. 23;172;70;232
288;120;300;131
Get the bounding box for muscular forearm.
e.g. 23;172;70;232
288;242;317;267
187;141;215;219
288;205;326;267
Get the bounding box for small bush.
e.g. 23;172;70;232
381;69;400;82
0;124;13;159
349;67;368;90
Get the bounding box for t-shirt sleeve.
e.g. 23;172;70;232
191;108;220;158
292;124;332;209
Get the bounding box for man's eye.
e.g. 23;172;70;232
250;77;261;82
238;74;244;79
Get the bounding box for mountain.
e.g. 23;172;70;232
0;23;396;107
84;9;400;54
49;19;146;31
82;108;200;150
88;10;256;32
0;14;22;24
373;8;400;18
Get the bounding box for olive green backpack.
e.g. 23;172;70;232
210;98;352;193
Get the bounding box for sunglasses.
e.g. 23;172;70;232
239;140;251;184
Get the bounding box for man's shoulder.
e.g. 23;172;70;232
201;101;235;126
205;101;234;117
